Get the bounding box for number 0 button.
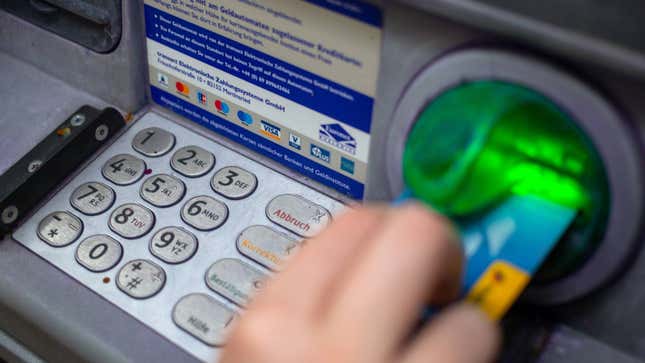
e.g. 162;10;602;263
181;196;228;231
109;203;155;239
75;235;123;272
170;146;215;178
102;154;146;186
211;166;257;200
140;174;186;207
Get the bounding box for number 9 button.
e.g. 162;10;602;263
75;235;123;272
109;203;155;239
211;166;257;200
150;226;198;264
181;196;228;231
140;174;186;208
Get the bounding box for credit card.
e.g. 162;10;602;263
398;191;577;320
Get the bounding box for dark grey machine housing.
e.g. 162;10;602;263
0;1;644;362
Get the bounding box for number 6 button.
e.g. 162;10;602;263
181;196;228;231
211;166;257;200
75;235;123;272
170;145;215;178
109;203;155;239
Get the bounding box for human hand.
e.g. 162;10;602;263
221;203;500;363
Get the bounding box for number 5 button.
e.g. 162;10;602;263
211;166;257;200
76;235;123;272
170;145;215;178
140;174;186;207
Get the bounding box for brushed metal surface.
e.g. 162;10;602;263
12;111;346;362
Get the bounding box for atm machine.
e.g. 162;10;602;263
0;1;643;362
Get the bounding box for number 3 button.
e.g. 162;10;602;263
109;203;155;239
211;166;257;200
76;235;123;272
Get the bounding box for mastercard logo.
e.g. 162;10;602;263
215;99;230;114
175;81;190;96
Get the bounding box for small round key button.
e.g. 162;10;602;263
37;211;83;247
181;196;228;231
170;146;215;178
140;174;186;208
108;203;155;239
102;154;146;186
116;259;166;299
150;226;198;264
70;182;115;215
132;127;175;157
211;166;258;200
75;235;123;272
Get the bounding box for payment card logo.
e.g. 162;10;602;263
319;123;357;155
157;73;169;87
237;111;253;126
215;99;230;115
260;120;281;141
197;91;207;105
310;144;331;163
289;133;302;150
341;157;355;174
175;81;190;97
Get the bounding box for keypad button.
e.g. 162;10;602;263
173;293;237;346
237;225;300;271
170;146;215;178
75;235;123;272
116;259;166;299
210;166;258;200
181;196;228;231
70;182;115;215
140;174;186;208
205;258;267;306
266;194;331;237
150;226;198;264
132;127;175;157
108;203;155;239
37;211;83;247
102;154;146;186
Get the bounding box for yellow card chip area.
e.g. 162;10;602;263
466;260;531;321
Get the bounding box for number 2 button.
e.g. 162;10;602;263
109;203;155;239
170;146;215;178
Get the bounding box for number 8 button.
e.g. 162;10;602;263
109;203;155;239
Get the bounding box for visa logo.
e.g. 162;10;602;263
260;121;281;141
310;144;331;163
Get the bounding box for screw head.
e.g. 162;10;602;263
1;205;19;224
95;124;109;141
70;114;86;127
27;160;43;173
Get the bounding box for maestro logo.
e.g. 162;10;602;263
260;120;281;141
319;123;357;155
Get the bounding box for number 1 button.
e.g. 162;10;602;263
132;127;175;157
171;146;215;178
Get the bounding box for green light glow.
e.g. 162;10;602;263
403;81;610;281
